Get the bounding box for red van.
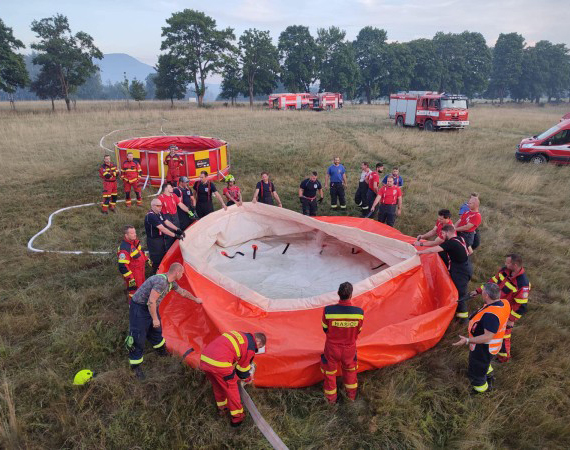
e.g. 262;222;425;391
516;119;570;164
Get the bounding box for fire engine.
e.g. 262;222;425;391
269;92;343;111
389;92;469;130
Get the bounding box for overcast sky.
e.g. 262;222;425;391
3;0;570;67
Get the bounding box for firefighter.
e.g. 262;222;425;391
299;171;324;216
98;155;118;214
369;175;403;227
321;282;364;404
382;167;403;187
173;176;197;231
200;331;267;427
469;253;530;363
158;184;193;249
417;224;472;322
118;225;148;303
365;163;382;218
121;152;143;207
164;145;184;187
460;193;481;251
144;198;185;274
455;196;482;253
193;171;227;218
354;162;371;213
128;262;202;380
222;175;243;207
252;172;282;207
325;157;347;211
453;282;511;394
414;209;453;247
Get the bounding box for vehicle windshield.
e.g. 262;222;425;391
536;124;561;140
440;99;467;109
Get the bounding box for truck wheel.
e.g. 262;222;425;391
396;116;404;127
424;120;434;131
530;154;547;164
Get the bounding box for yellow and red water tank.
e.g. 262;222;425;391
114;135;230;186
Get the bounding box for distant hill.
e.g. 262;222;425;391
96;53;156;84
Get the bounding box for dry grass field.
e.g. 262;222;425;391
1;101;570;449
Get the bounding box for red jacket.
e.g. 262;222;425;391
476;267;530;322
99;162;118;182
164;154;184;177
200;331;257;379
322;300;364;346
121;160;142;183
117;238;147;281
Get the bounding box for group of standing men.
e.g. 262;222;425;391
413;193;530;393
108;147;530;406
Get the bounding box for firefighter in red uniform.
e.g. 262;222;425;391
117;225;148;302
321;282;364;404
469;253;530;363
98;155;118;214
369;175;403;227
164;145;184;187
454;282;511;393
121;152;143;207
200;331;267;427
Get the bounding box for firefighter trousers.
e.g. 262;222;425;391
147;236;167;275
102;181;117;211
378;204;397;227
196;201;214;218
498;325;514;362
330;183;346;209
300;197;317;216
124;181;142;206
354;181;369;209
450;260;472;319
321;343;358;403
203;370;245;424
128;302;165;367
468;348;493;393
366;189;378;218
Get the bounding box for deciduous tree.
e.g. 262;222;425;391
155;53;187;107
489;33;525;103
0;19;30;109
317;27;359;98
353;26;387;104
278;25;318;92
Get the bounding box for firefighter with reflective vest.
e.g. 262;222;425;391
453;282;511;393
193;170;227;218
164;145;184;186
200;331;267;426
118;225;148;302
98;155;118;214
127;263;202;380
416;224;472;322
321;282;364;404
121;152;143;207
469;253;530;362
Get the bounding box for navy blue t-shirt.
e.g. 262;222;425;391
300;178;322;198
256;181;275;204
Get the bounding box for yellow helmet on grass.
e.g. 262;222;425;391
73;369;94;386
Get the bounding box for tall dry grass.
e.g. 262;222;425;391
1;101;570;448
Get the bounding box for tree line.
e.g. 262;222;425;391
1;11;569;110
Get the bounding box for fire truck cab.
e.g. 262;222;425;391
313;92;343;110
389;92;469;130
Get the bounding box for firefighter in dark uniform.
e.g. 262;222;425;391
98;155;118;214
320;282;364;404
193;171;227;218
469;253;530;363
453;282;511;393
144;198;185;274
118;225;148;303
252;172;282;206
173;176;197;230
417;224;472;322
299;171;324;216
127;262;202;380
325;157;347;210
354;162;371;213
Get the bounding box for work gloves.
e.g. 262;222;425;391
128;279;137;288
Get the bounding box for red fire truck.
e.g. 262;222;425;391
269;92;343;111
312;92;343;110
389;92;469;130
269;93;313;110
